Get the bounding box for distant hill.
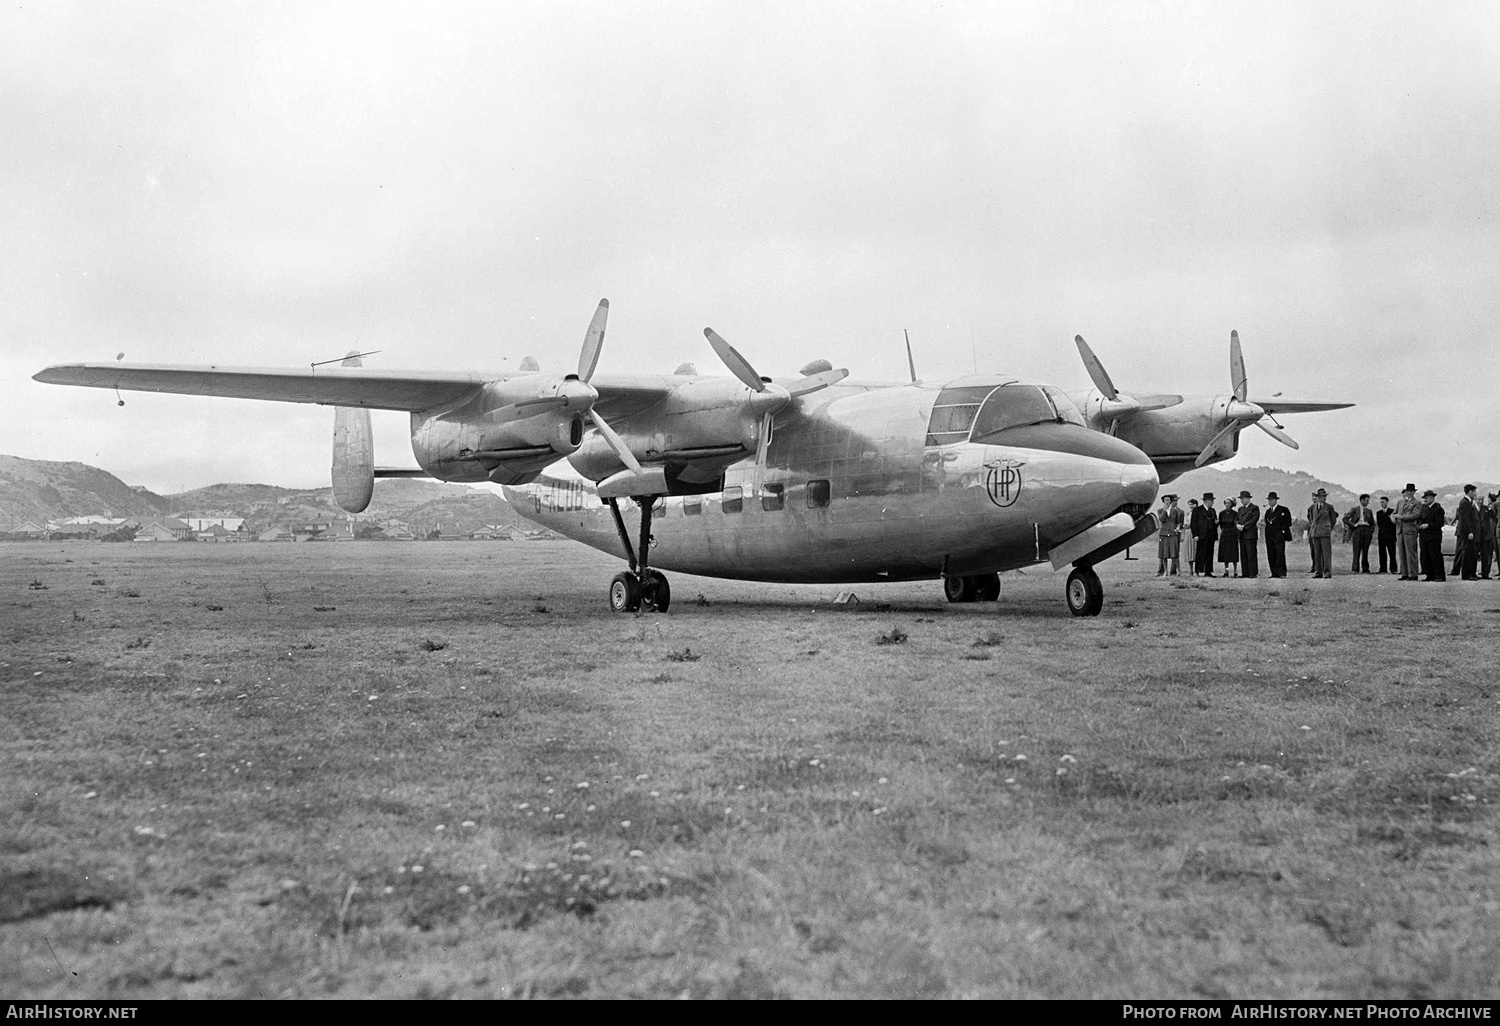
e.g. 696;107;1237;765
0;455;170;527
0;454;544;534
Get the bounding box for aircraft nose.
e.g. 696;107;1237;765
1122;459;1160;508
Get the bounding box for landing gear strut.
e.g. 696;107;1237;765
605;496;671;613
1065;564;1104;617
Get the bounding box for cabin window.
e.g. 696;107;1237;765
682;498;702;516
925;385;996;445
807;479;831;508
761;483;785;511
722;486;743;514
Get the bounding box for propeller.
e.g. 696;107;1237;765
1075;335;1182;434
1193;329;1300;466
703;328;848;468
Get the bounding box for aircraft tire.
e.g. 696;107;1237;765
944;575;978;603
1065;566;1103;617
643;570;671;612
609;572;642;613
975;573;1001;602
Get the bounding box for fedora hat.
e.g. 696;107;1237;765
1266;491;1279;500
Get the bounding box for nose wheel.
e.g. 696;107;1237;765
605;496;672;613
1065;565;1104;617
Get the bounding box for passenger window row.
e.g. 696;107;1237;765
681;479;831;515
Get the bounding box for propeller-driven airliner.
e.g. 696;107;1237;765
33;301;1349;616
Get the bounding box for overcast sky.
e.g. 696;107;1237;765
5;1;1498;494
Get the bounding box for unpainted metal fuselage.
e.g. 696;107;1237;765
503;377;1159;583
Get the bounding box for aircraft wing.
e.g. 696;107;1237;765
34;362;685;417
32;362;491;412
1250;398;1354;415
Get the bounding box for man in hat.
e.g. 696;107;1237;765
1156;494;1184;575
1192;492;1216;576
1394;483;1422;580
1306;488;1338;578
1263;491;1292;578
1375;495;1397;573
1235;489;1260;577
1417;489;1447;581
1344;494;1376;573
1454;484;1480;580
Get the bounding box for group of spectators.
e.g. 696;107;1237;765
1152;484;1500;581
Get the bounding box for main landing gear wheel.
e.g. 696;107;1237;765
1065;565;1104;617
641;569;671;612
609;572;641;613
944;575;977;603
944;573;1001;603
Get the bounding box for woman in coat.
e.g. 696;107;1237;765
1218;496;1240;577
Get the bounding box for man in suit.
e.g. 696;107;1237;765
1394;483;1422;580
1345;494;1376;573
1235;489;1260;578
1417;489;1447;581
1185;498;1200;574
1375;495;1398;573
1263;491;1292;578
1306;488;1338;578
1481;493;1498;580
1454;484;1481;580
1192;492;1216;577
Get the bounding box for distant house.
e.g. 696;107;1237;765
183;517;246;533
8;521;46;539
468;525;512;540
258;527;293;542
134;522;181;543
379;525;416;541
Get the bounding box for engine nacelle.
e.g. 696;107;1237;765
567;379;762;483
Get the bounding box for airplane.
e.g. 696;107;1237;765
32;301;1349;617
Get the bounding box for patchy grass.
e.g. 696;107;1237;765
0;540;1497;999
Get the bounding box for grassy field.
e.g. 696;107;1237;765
1;539;1497;999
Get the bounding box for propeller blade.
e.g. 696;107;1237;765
1230;329;1247;402
481;395;569;425
1128;393;1183;412
1195;421;1240;467
786;368;848;397
1254;418;1300;450
1075;335;1119;399
577;299;609;382
704;328;767;393
588;408;641;474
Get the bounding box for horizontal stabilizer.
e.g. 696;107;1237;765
373;468;433;479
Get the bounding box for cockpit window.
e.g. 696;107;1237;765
1042;386;1086;427
925;386;996;445
970;384;1076;441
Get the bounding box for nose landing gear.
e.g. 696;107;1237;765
605;496;672;612
1065;564;1103;617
